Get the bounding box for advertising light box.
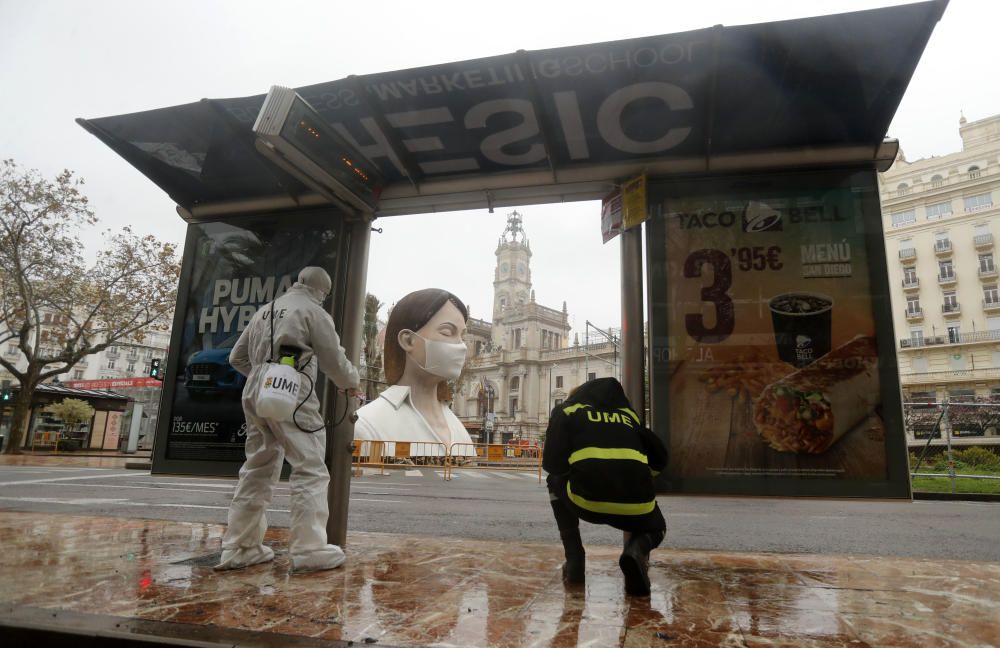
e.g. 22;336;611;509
646;169;911;497
151;210;346;476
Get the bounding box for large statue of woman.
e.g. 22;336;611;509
354;288;475;456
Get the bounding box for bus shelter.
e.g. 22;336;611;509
77;1;947;542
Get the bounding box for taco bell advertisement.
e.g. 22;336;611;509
161;214;342;465
647;171;909;497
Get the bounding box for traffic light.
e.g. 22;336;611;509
149;358;163;381
1;388;11;402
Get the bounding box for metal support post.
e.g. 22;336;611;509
326;218;371;548
621;225;645;423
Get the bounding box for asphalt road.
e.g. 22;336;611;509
1;464;998;561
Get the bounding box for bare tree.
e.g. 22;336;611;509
0;160;180;453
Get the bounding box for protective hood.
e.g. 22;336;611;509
295;266;332;304
563;377;631;411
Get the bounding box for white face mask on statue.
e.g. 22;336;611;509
411;333;467;380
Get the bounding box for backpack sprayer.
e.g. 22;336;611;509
255;300;346;433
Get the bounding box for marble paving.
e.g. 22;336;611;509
0;511;997;647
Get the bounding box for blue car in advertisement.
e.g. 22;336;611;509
184;334;246;399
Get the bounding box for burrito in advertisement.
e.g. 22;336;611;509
753;336;879;454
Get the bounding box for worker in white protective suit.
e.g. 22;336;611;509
216;266;361;573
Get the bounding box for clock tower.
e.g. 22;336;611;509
493;211;532;323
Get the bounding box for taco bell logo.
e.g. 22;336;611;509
795;335;814;362
742;201;783;232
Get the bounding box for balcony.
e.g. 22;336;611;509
937;272;957;286
975;233;994;249
942;303;962;317
902;278;920;291
898;330;1000;348
899;248;917;261
905;308;923;320
902;366;1000;385
984;299;1000;313
979;266;998;280
934;240;953;256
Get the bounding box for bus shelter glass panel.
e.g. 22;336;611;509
647;169;910;497
153;210;346;475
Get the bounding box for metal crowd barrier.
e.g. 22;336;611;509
350;439;545;483
351;440;449;478
445;442;543;483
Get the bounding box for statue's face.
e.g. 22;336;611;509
400;301;468;371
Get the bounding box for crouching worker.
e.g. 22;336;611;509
542;377;667;596
216;267;361;573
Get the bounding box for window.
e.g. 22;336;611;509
947;323;961;343
143;362;151;375
5;344;17;356
980;254;996;273
964;192;993;212
587;372;596;382
993;350;1000;366
128;348;138;359
989;316;1000;332
938;260;954;279
909;328;923;345
509;376;520;393
975;223;990;236
943;291;959;313
912;357;928;373
106;360;116;369
72;370;83;380
930;174;944;188
950;353;966;370
925;200;953;220
555;375;563;388
896;182;910;195
554;398;563;406
935;232;951;251
906;295;921;313
43;313;52;324
127;361;136;373
985;285;999;304
513;329;522;348
510;397;519;412
903;266;918;283
968;165;981;180
891;210;915;227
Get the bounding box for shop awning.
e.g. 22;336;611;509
78;0;947;219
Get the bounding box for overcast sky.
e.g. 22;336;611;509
1;0;995;336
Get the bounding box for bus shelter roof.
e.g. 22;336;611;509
77;0;947;219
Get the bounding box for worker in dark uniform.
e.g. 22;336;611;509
542;377;667;596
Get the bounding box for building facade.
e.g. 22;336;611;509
452;212;619;443
880;113;1000;448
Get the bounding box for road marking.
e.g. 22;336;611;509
809;515;849;520
492;471;523;480
43;483;234;496
405;470;422;477
0;496;132;506
0;472;135;487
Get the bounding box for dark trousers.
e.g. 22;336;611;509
547;475;666;548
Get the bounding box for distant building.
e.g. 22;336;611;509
880;112;1000;448
451;212;620;443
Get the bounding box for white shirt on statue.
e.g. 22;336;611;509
354;385;475;457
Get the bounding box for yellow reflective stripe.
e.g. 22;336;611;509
562;403;591;415
568;447;648;465
618;407;640;424
566;482;656;516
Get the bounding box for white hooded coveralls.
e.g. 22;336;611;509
219;274;359;571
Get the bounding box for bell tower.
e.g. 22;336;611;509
493;211;532;323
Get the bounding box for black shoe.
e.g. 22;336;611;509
562;554;585;585
619;542;651;596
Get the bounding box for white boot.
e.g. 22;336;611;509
214;544;275;571
290;544;346;573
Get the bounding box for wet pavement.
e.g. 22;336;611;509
1;511;997;647
0;452;148;469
